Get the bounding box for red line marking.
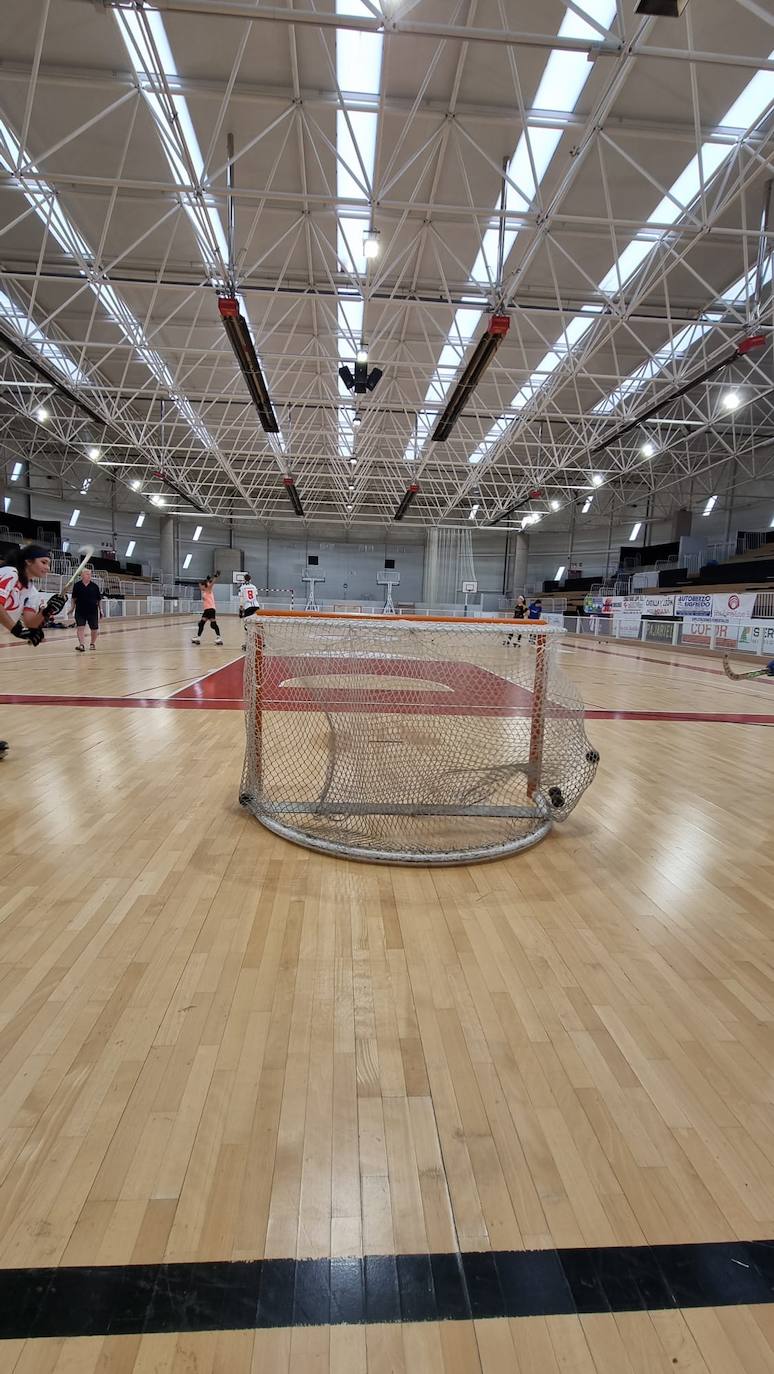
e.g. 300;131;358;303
0;694;240;710
1;694;772;724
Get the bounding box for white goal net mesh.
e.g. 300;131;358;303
240;612;598;864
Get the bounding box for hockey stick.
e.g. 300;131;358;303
722;654;774;681
59;545;95;595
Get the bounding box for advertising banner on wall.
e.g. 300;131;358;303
676;593;713;617
712;592;756;621
737;621;774;655
682;618;713;647
586;593;674;616
640;594;675;616
714;622;740;650
643;619;676;644
612;614;641;638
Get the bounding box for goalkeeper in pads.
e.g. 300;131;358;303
0;543;67;758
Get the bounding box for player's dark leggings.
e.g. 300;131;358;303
197;609;220;637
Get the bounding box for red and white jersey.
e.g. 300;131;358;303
0;569;45;626
0;565;25;625
238;582;260;611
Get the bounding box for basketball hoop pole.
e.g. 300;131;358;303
460;579;478;617
302;571;324;611
376;569;400;614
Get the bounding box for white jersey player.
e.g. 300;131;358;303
238;575;260;650
0;543;66;758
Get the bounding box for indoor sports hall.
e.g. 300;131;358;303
1;1;774;1370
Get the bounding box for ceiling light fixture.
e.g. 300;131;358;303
641;441;656;457
363;229;381;260
592;473;604;486
722;389;741;410
36;405;49;422
88;446;101;461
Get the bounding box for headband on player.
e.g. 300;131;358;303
18;543;50;562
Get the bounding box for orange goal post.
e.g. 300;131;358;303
239;610;598;864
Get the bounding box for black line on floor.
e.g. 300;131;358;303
2;1240;774;1339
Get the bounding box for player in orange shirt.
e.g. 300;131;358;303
192;570;223;645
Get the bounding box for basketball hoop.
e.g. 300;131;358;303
376;568;400;614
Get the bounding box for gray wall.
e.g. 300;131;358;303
4;476;773;598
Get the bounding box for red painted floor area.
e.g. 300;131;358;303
172;657;245;702
172;654;537;715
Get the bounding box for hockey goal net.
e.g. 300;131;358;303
240;611;598;864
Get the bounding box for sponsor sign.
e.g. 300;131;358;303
612;614;641;639
640;594;675;616
676;593;713;617
587;594;674;616
682;617;713;646
712;592;756;621
737;621;774;655
715;622;740;651
644;619;675;644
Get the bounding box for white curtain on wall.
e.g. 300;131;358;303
423;528;476;605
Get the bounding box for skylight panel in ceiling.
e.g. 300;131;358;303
404;1;616;463
464;48;774;469
114;7;285;454
335;1;383;463
0;286;89;388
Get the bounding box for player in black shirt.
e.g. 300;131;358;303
71;568;103;651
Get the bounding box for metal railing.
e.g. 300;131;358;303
739;531;774;554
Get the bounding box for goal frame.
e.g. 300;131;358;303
242;610;559;864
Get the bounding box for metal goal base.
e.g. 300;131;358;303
243;807;552;865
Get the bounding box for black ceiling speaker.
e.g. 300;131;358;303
636;0;690;15
339;360;383;395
